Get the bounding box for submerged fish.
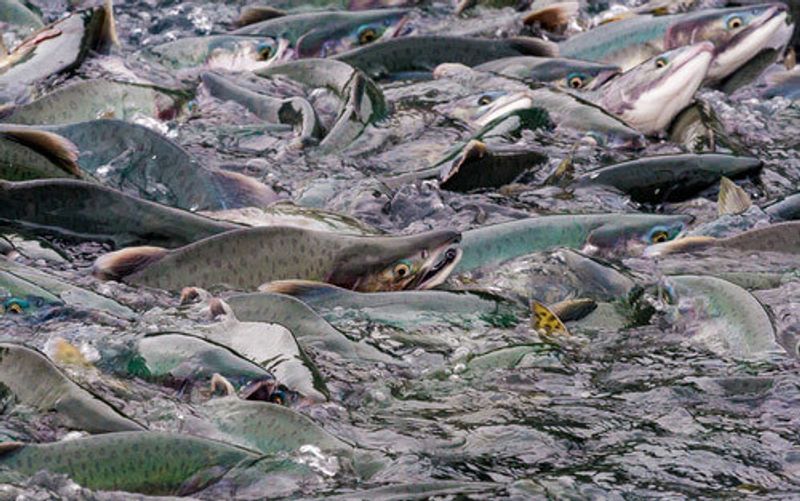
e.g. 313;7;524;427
333;36;558;79
765;192;800;221
44;120;280;211
559;3;791;82
0;259;136;320
474;56;620;91
585;42;714;134
574;153;762;203
0;343;144;433
262;279;526;329
232;9;409;57
94;226;462;292
663;275;782;359
645;221;800;256
0;432;261;495
145;35;288;72
438;140;548;192
0;79;188;125
0;0;42;34
456;213;692;272
0;179;239;248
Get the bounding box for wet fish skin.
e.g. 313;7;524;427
0;343;144;433
559;3;790;82
333;36;558;79
0;79;187;125
645;221;800;256
474;56;621;91
145;35;287;72
664;275;781;360
262;279;527;329
94;226;462;293
765;192;800;221
574;153;762;203
0;179;240;248
456;213;692;273
232;9;409;57
439;140;548;192
45;120;280;211
587;42;714;134
0;432;259;495
225;292;393;363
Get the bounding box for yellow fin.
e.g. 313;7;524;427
718;176;752;216
50;338;91;367
101;0;120;48
531;300;570;336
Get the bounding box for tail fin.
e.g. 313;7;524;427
718;176;752;216
258;279;344;302
531;300;570;336
93;246;168;281
0;125;81;177
523;2;579;31
237;6;286;26
509;36;559;58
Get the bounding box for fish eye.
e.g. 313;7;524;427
256;41;274;60
655;57;669;69
269;390;285;405
567;73;586;89
727;16;744;29
651;230;669;243
394;262;411;278
477;94;493;105
357;25;380;45
3;299;27;314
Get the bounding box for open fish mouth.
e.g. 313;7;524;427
413;244;463;290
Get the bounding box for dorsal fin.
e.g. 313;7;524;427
93;246;168;281
101;0;120;48
718;176;752;216
0;125;81;177
259;279;343;300
508;36;559;58
523;2;579;31
237;6;286;27
0;441;25;456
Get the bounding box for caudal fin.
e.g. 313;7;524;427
93;246;168;281
0;125;81;177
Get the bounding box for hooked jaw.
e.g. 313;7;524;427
411;243;463;290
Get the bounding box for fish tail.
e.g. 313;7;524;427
508;36;560;58
523;2;580;31
259;279;344;301
93;246;168;281
0;125;81;177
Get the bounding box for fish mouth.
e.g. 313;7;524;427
586;68;622;90
411;237;463;290
473;92;533;128
708;4;789;81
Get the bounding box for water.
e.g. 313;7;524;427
2;0;800;498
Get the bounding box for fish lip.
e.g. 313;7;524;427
410;232;463;290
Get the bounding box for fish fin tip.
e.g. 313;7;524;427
510;36;559;58
0;441;25;456
258;279;340;299
531;300;570;336
643;236;718;257
93;246;168;281
550;298;597;322
101;0;121;48
237;6;286;27
718;176;752;216
0;126;81;177
455;0;476;15
523;1;579;30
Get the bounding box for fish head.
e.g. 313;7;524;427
206;36;291;72
665;3;791;82
583;215;693;255
0;297;30;315
327;230;462;292
297;9;410;58
599;42;713;134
